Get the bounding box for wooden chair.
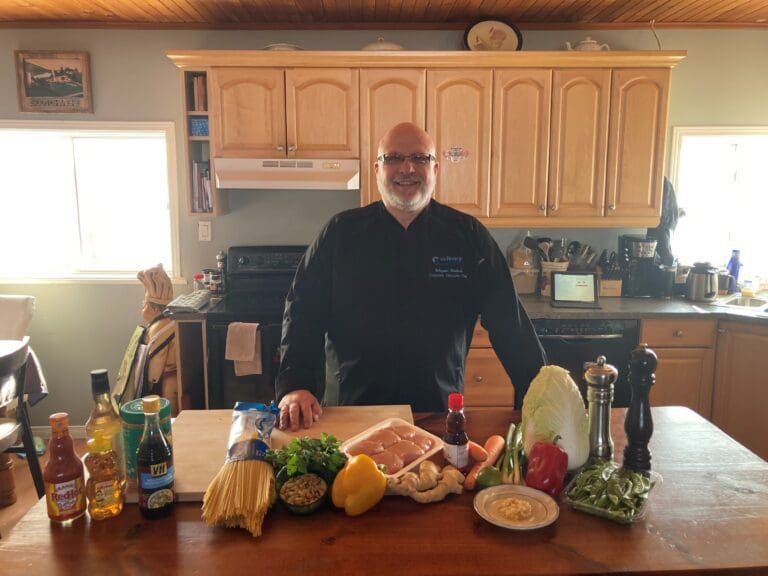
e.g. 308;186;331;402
0;337;45;500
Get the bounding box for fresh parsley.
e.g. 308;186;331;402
266;433;347;478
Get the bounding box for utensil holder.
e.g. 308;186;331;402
540;261;569;297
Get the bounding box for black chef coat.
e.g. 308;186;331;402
276;200;546;411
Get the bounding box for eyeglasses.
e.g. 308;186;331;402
377;153;436;166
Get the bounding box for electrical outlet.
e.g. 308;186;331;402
198;221;212;242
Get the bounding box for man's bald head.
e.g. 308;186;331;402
377;122;436;158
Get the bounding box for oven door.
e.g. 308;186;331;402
206;321;282;409
537;324;638;408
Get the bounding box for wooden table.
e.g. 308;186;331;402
1;407;767;575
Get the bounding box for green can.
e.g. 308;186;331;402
120;397;173;484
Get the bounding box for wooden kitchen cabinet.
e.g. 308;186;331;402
209;67;359;159
547;69;611;222
169;50;684;227
427;69;493;218
359;69;426;206
463;324;515;407
640;318;716;418
605;68;670;224
490;68;552;219
712;321;768;460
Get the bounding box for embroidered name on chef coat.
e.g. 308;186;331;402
429;256;467;279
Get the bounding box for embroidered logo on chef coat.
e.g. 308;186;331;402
429;256;467;279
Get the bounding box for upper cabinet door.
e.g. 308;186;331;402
490;69;552;219
285;68;359;159
606;68;671;221
427;70;493;217
359;69;426;206
209;68;286;158
548;69;610;219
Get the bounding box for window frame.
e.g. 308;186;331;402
0;119;182;284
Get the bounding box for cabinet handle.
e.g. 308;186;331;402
673;330;684;337
276;145;285;151
474;375;483;382
607;204;616;211
717;328;727;334
549;203;558;213
538;204;546;212
288;145;297;152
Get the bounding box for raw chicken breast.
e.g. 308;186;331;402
364;428;401;448
372;451;404;475
346;439;384;456
390;424;416;439
410;433;435;451
386;440;425;465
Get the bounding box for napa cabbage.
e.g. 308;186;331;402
521;365;589;472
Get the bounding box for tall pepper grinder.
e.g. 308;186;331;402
623;344;657;473
584;356;618;461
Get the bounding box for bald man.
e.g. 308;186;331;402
276;122;545;431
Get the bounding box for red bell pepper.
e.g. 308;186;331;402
525;441;569;497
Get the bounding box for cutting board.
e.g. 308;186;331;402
169;405;413;502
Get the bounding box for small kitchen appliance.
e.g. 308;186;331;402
686;262;718;302
619;235;663;298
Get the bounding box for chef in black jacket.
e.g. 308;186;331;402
276;122;546;431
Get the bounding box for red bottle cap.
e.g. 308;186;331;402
448;393;464;411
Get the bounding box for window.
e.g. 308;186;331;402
0;121;179;281
670;127;768;281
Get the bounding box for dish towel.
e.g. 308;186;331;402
225;322;262;376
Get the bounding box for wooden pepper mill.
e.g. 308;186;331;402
623;343;658;473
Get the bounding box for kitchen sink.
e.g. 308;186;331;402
714;293;768;312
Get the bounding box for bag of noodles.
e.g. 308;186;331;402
201;402;279;537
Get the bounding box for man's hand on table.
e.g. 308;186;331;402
278;389;323;431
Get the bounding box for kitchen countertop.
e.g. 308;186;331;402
2;407;766;575
520;294;768;324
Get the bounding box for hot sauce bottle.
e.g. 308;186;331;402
43;412;86;522
443;393;469;472
137;395;175;519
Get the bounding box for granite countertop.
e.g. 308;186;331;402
520;294;768;324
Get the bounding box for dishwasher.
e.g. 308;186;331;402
532;319;640;408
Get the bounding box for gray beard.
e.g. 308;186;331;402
380;186;431;213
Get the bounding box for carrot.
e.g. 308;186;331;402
468;440;488;463
464;435;506;491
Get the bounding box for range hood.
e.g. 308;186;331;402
213;157;360;190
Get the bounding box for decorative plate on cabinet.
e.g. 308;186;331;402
463;19;523;52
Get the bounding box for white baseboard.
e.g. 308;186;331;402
31;425;87;439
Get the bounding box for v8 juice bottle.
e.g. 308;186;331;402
44;413;86;522
137;395;175;519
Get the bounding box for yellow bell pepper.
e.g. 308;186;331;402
331;454;387;516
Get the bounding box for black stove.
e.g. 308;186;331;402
206;245;308;322
204;245;308;409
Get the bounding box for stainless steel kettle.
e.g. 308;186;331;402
686;262;718;302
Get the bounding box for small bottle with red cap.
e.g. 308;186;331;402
443;393;469;472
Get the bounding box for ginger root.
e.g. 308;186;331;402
386;462;464;503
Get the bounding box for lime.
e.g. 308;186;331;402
476;466;503;490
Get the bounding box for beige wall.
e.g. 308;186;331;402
1;27;766;425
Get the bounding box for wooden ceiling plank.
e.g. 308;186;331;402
156;0;211;22
618;0;675;23
659;0;728;21
360;0;375;21
565;0;613;23
525;0;575;21
295;0;326;21
594;0;650;23
723;1;768;20
696;0;762;20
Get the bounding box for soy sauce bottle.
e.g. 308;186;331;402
443;393;469;472
137;395;174;519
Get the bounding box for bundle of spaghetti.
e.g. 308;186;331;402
201;402;279;537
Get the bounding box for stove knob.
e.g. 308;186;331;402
237;256;249;265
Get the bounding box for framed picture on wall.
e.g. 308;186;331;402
15;50;93;113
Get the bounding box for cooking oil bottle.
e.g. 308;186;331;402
86;369;126;489
85;432;124;520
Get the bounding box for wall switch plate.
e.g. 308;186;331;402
198;221;212;242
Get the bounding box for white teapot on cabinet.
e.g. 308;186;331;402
566;37;610;51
